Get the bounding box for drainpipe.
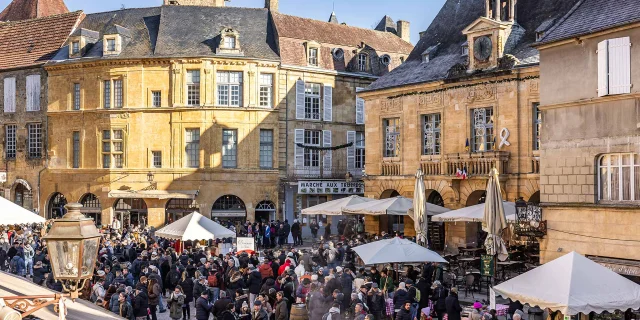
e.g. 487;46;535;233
283;70;289;220
37;110;49;215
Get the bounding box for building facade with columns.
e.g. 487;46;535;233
358;0;579;250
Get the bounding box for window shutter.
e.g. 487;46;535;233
356;100;365;125
597;40;609;97
323;130;332;176
294;129;304;170
295;80;305;119
4;78;15;113
608;37;631;95
26;75;40;111
323;85;333;122
347;131;356;171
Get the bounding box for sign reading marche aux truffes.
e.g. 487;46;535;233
298;181;365;195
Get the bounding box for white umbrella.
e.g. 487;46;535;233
493;251;640;315
344;196;449;216
0;196;45;225
483;168;509;261
156;211;236;241
301;195;375;216
352;237;448;265
413;168;428;246
431;201;516;222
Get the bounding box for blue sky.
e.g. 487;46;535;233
0;0;446;44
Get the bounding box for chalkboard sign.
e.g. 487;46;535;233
481;254;495;277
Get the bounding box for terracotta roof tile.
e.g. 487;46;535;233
0;0;69;22
0;11;82;70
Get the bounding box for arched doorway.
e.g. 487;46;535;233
380;189;400;199
466;190;487;207
255;200;276;223
425;190;446;251
379;189;401;234
114;198;148;229
165;198;198;224
211;195;246;229
529;191;540;204
80;193;102;227
14;181;33;211
47;193;67;219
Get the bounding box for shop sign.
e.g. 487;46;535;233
589;256;640;277
480;254;495;277
237;237;255;252
298;181;364;195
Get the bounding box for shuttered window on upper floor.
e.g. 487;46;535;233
598;37;631;97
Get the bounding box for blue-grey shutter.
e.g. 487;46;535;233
346;131;356;172
294;129;305;170
322;130;332;176
296;80;305;119
323;85;333;122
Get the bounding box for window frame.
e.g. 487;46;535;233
71;41;80;54
597;153;639;202
106;39;116;52
259;129;274;169
152;91;161;108
5;125;16;160
259;73;273;108
303;130;321;167
355;131;365;169
186;70;201;106
304;83;321;120
73;83;81;110
185;128;200;168
101;129;125;168
383;118;400;158
471;107;495;152
358;53;368;72
27;123;43;159
308;47;319;66
113;79;123;108
152;151;162;168
222;129;238;168
224;36;236;49
422;113;442;156
72;131;80;168
217;71;243;107
103;80;111;109
533;102;542;151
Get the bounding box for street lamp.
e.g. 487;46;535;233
345;172;353;183
147;171;155;183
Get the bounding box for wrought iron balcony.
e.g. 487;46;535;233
444;151;510;176
286;166;363;180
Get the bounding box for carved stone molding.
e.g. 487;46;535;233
381;98;402;113
529;80;539;93
418;92;443;109
467;84;497;103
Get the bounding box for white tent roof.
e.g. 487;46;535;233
343;196;450;216
352;237;448;265
156;212;236;241
431;201;516;222
301;195;375;216
0;195;45;225
493;251;640;315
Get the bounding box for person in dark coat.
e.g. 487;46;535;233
430;281;448;320
246;265;262;306
274;292;289;320
416;277;431;311
445;288;462;320
252;300;269;320
324;223;331;240
367;285;386;320
307;285;332;320
166;265;182;294
195;291;214;320
219;303;237;320
133;285;150;320
291;220;301;246
214;291;233;318
338;268;354;311
179;271;195;319
396;301;412;320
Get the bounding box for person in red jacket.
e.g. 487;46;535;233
278;259;291;276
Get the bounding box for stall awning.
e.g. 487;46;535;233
211;210;246;218
108;190;198;199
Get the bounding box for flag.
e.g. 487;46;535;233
493;136;497;150
465;138;470;152
456;168;463;178
462;165;468;179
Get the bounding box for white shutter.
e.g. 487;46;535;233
3;77;15;113
322;130;332;176
295;80;305;119
294;129;305;171
346;131;356;171
356;87;365;124
323;85;332;122
26;74;41;111
608;37;631;95
597;40;609;97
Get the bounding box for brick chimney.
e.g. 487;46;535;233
397;20;410;43
163;0;227;6
265;0;278;12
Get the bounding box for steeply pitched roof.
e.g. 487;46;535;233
366;0;580;92
374;15;396;34
0;11;82;70
0;0;69;21
272;13;413;54
328;12;338;24
539;0;640;45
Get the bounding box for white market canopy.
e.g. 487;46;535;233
493;251;640;315
156;211;236;241
343;196;450;216
0;195;46;225
352;237;448;265
431;201;516;223
301;195;375;216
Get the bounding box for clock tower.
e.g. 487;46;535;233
462;0;523;71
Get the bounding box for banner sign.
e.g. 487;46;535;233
298;181;364;195
481;254;495;277
237;237;255;252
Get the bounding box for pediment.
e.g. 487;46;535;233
462;17;511;35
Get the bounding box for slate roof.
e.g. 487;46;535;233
272;13;413;54
328;12;339;24
0;0;69;22
374;15;397;34
538;0;640;45
366;0;580;92
0;11;82;70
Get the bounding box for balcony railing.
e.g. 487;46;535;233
531;157;540;174
381;161;401;176
287;166;363;180
444;151;510;176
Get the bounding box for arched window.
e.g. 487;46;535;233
80;193;102;227
166;198;198;224
255;200;276;223
47;193;67;219
598;153;640;201
211;195;246;226
14;182;33;210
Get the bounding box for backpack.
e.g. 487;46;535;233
411;287;421;302
169;271;181;286
207;274;218;287
322;311;339;320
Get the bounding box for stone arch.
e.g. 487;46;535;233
380;189;400;199
465;190;487;206
79;193;102;226
521;178;540;203
47;192;67;219
12;179;34;210
371;180;410;199
424;179;457;207
528;191;540;204
459;179;507;206
211;194;246;227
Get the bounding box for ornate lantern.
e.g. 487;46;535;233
514;197;546;238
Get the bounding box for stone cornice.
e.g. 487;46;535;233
45;57;280;71
539;93;640;111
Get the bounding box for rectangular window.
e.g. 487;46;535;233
217;71;243;107
26;74;41;111
102;129;124;168
355;131;365;169
107;39;116;51
152;91;161;107
260;129;273;169
358;53;367;72
3;77;15;113
304;83;321;120
73;83;81;110
113;79;123;108
422;113;441;155
72;131;80;168
222;129;237;168
308;48;318;66
384;118;400;157
5;125;16;159
224;36;236;49
472;107;494;152
186;70;200;106
259;74;273;108
533;103;542;151
27;123;42;158
598;153;639;201
152;151;162;168
303;130;321;167
185;128;200;168
72;41;80;54
103;80;111;109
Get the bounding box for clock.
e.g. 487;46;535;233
473;36;492;62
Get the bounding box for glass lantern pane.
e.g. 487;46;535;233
82;238;100;277
48;240;81;279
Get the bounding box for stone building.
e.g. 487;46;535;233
358;0;579;249
271;8;413;232
537;0;640;275
42;4;281;228
0;2;82;214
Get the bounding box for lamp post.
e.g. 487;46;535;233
0;203;101;318
147;171;154;183
345;172;353;183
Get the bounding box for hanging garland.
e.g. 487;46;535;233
386;75;540;100
296;142;353;151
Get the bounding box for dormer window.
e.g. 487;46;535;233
358;53;368;72
422;43;440;64
102;24;131;56
309;48;319;66
380;54;391;66
68;28;100;59
224;36;236;49
71;41;80;55
535;18;555;42
535;31;544;42
107;39;116;52
422;54;430;63
462;41;469;56
217;27;243;55
332;48;344;60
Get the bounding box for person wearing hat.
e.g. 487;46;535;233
32;260;47;285
445;288;462;320
396;300;412;320
252;299;268;320
167;285;186;320
195;289;213;320
393;282;408;314
367;282;385;320
471;302;483;320
430;281;447;320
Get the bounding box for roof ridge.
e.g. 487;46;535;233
0;9;81;25
538;0;585;43
273;12;405;40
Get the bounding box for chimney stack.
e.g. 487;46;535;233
265;0;278;12
397;20;410;43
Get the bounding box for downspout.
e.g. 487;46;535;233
283;70;289;220
37;111;49;215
